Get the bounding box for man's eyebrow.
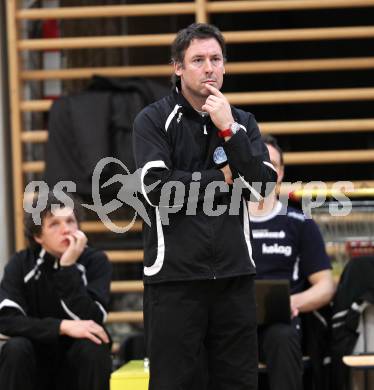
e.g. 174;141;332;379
191;53;223;60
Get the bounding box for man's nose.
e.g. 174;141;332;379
61;222;71;234
203;59;213;73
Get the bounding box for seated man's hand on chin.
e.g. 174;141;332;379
59;230;88;267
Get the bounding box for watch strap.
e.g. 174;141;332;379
218;128;233;138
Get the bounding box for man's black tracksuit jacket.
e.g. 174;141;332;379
133;88;277;284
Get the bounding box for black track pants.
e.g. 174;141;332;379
144;275;258;390
0;336;112;390
258;323;303;390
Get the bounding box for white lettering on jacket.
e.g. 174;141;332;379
262;243;292;257
253;230;286;239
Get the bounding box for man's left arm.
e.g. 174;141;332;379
202;84;277;198
290;218;336;317
223;116;277;198
291;270;336;317
53;248;112;325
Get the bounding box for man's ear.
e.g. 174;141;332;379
34;235;42;245
174;61;183;77
33;231;43;245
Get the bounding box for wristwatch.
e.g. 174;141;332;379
218;122;241;138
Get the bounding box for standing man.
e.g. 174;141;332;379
0;192;112;390
248;135;335;390
133;23;277;390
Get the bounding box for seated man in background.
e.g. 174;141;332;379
0;192;112;390
248;135;336;390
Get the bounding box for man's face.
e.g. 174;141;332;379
174;38;225;103
266;144;284;185
34;207;78;258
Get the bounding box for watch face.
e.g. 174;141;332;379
231;122;241;134
213;146;228;166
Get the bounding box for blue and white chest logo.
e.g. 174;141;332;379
213;146;228;165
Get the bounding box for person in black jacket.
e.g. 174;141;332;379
0;192;112;390
331;255;374;390
133;23;277;390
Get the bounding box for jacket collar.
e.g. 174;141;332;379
173;87;212;127
173;86;240;124
174;87;196;114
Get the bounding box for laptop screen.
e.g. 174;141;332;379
255;279;291;326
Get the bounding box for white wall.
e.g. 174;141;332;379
0;2;12;279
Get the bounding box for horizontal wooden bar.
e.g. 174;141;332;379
21;149;374;174
227;57;374;74
20;87;374;112
343;355;374;367
224;26;374;43
20;57;374;81
18;26;374;51
227;87;374;105
280;180;374;194
21;100;51;112
281;180;374;203
314;212;374;224
106;311;143;323
287;180;374;190
284;149;374;165
16;0;374;20
17;3;195;20
21;130;48;143
105;250;143;263
20;118;374;146
81;220;142;233
209;0;374;13
110;280;143;293
291;187;374;198
18;33;175;51
22;161;44;173
22;64;172;80
261;118;374;134
226;87;374;105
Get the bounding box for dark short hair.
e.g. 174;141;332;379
171;23;226;87
24;191;84;249
262;134;284;166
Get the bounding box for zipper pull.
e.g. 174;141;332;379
203;124;207;135
54;258;59;269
